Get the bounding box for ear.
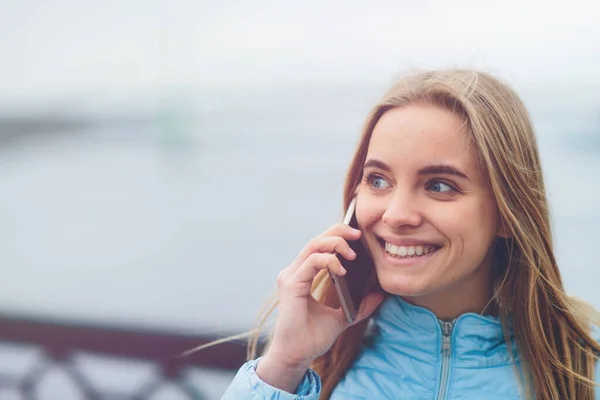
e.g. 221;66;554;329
497;218;512;239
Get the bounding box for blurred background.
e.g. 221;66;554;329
0;0;599;398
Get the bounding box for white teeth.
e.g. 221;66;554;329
384;242;436;258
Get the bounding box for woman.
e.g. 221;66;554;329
221;69;600;399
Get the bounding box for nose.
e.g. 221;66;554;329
381;189;423;229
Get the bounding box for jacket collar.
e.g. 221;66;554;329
370;295;519;367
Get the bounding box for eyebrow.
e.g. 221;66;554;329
363;159;471;181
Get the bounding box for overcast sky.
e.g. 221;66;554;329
0;0;599;98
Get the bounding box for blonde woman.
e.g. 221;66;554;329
221;69;600;399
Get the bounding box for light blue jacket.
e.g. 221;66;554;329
222;296;600;399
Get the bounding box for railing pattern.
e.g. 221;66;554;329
0;312;248;399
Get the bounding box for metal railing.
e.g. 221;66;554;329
0;311;249;399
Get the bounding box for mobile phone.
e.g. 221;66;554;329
329;197;375;323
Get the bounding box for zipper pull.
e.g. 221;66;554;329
441;321;453;355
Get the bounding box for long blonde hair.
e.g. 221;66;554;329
249;69;600;399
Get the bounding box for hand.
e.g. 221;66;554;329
256;223;384;392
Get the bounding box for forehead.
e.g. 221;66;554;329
367;104;479;174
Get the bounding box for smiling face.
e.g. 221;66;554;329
356;103;504;318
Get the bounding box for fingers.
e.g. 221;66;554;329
294;253;347;284
319;223;361;240
278;252;346;293
276;223;363;301
293;224;361;267
316;235;357;260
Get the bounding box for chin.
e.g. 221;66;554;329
376;272;431;298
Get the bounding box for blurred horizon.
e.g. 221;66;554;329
1;80;599;334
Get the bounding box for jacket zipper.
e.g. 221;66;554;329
436;320;454;400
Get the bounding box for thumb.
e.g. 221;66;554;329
352;292;385;325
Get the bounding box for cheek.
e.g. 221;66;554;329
356;208;379;231
427;199;500;252
473;196;502;237
426;204;469;237
355;194;383;230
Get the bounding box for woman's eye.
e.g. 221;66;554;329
428;180;455;193
372;177;389;189
366;174;391;189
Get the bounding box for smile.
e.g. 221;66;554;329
374;234;443;260
384;242;440;258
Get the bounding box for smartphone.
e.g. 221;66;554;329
329;197;375;323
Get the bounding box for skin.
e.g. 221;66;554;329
356;103;506;319
256;103;507;393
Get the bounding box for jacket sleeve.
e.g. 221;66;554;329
221;358;322;400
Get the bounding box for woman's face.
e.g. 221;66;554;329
356;103;505;316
